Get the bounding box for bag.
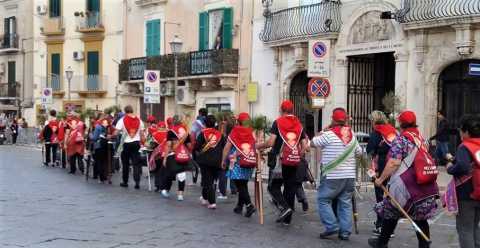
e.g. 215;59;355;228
237;146;257;168
403;132;438;185
175;143;190;164
280;142;301;166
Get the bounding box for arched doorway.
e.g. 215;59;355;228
438;59;480;148
289;71;322;138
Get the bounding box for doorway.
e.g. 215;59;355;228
289;71;322;139
347;52;395;133
438;59;480;149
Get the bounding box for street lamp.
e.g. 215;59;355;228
169;35;183;114
65;66;74;100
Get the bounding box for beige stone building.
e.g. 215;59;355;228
0;0;34;118
119;0;253;120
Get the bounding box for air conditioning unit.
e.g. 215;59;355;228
37;5;47;15
73;51;84;61
176;85;195;105
159;82;174;96
0;63;4;75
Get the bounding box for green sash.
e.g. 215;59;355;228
322;139;358;176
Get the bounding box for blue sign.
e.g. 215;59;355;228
312;42;327;58
469;63;480;76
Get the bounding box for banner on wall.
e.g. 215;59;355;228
308;40;330;78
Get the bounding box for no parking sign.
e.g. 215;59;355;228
308;78;330;109
308;40;330;78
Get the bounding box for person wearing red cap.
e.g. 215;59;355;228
257;100;308;225
194;115;226;209
40;109;60;167
222;112;258;217
311;107;363;241
148;121;168;192
65;115;86;175
369;110;439;248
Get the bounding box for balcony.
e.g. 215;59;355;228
396;0;480;27
70;75;107;97
0;33;20;54
135;0;167;7
40;17;65;36
120;49;239;84
75;12;105;33
259;1;342;45
0;82;20;108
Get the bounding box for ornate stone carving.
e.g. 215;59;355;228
349;11;395;44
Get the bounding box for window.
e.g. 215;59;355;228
198;8;232;50
49;0;61;17
146;19;161;56
3;17;16;48
87;51;100;90
206;104;231;114
51;53;61;91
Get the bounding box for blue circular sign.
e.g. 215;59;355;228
147;71;158;82
312;42;327;58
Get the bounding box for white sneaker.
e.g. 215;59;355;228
161;190;170;198
177;195;184;201
199;197;208;206
207;204;217;209
217;195;228;200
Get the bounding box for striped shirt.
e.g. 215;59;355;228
312;130;363;179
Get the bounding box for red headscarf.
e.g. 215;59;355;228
124;114;140;138
202;128;222;149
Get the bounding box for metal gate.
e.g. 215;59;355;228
347;57;375;133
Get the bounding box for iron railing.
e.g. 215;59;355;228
397;0;480;23
70;75;107;91
0;83;19;98
129;57;147;80
191;50;213;75
76;12;104;31
0;33;19;49
259;0;342;43
41;16;64;35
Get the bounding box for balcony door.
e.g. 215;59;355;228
49;0;61;17
7;61;15;97
198;8;232;50
3;17;16;48
51;53;61;91
87;51;99;90
86;0;100;28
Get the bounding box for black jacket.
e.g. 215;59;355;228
447;145;475;201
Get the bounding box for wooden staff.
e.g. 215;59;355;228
255;151;264;225
107;141;113;184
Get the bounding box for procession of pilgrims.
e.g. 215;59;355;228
37;100;480;248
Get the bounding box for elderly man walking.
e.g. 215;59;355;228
311;108;363;241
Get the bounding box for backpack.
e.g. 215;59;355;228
403;132;438;185
175;143;190;164
280;142;301;166
237;144;257;168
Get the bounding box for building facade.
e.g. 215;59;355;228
252;0;480;144
31;0;123;125
119;0;253;120
0;0;34;118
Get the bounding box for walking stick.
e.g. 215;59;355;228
107;141;113;184
352;193;359;234
379;183;431;243
255;151;264;225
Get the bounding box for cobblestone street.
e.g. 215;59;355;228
0;146;459;248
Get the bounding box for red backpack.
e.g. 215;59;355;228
403;131;438;185
463;139;480;200
228;126;257;168
280;141;301;166
175;143;190;164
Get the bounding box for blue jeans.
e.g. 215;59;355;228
436;141;449;164
317;178;355;236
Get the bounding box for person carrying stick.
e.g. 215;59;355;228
369;110;439;248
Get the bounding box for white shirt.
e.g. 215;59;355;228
115;117;145;143
311;130;363;179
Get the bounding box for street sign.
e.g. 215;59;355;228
469;63;480;76
41;88;53;105
308;40;330;78
308;78;331;98
247;82;258;103
311;97;326;109
144;70;161;104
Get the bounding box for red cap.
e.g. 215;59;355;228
157;121;166;129
147;115;156;123
281;100;294;112
398;110;416;125
237;112;250;122
332;108;347;122
166;117;174;128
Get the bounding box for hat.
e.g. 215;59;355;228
281;100;294;112
147;115;156;123
398;110;416;125
332;108;347;122
157;121;166;129
237;112;250;122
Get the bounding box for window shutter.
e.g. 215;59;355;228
87;51;100;90
199;12;209;51
49;0;61;17
222;8;233;49
152;19;161;56
146;21;153;56
51;54;61;90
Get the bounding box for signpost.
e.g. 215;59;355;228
41;88;53;109
308;40;330;78
144;70;161;114
308;77;330;109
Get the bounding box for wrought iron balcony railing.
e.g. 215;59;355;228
129;57;147;80
396;0;480;23
259;1;342;43
41;16;65;35
70;75;107;92
76;12;104;32
0;33;19;50
0;82;19;99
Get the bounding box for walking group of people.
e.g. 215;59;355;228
37;102;480;248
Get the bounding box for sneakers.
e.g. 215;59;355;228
217;195;228;200
244;204;256;218
120;182;128;188
200;197;208;206
372;227;395;238
276;208;293;223
161;190;170;198
134;183;140;190
177;195;184;201
207;204;217;209
319;230;338;239
233;205;243;215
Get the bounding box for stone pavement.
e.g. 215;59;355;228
0;145;459;248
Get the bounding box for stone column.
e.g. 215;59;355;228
394;51;409;110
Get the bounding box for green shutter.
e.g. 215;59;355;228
199;12;209;51
146;21;153;56
87;0;100;12
51;53;60;90
222;8;233;49
146;20;160;56
49;0;61;17
87;51;99;90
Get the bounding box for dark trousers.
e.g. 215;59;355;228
69;153;84;174
201;165;219;204
456;200;480;248
296;184;306;203
11;134;17;144
95;147;108;181
45;143;58;165
379;218;430;248
61;149;67;168
234;179;252;207
217;169;237;195
268;165;297;223
374;185;385;229
120;141;141;185
154;159;163;188
160;156;185;192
